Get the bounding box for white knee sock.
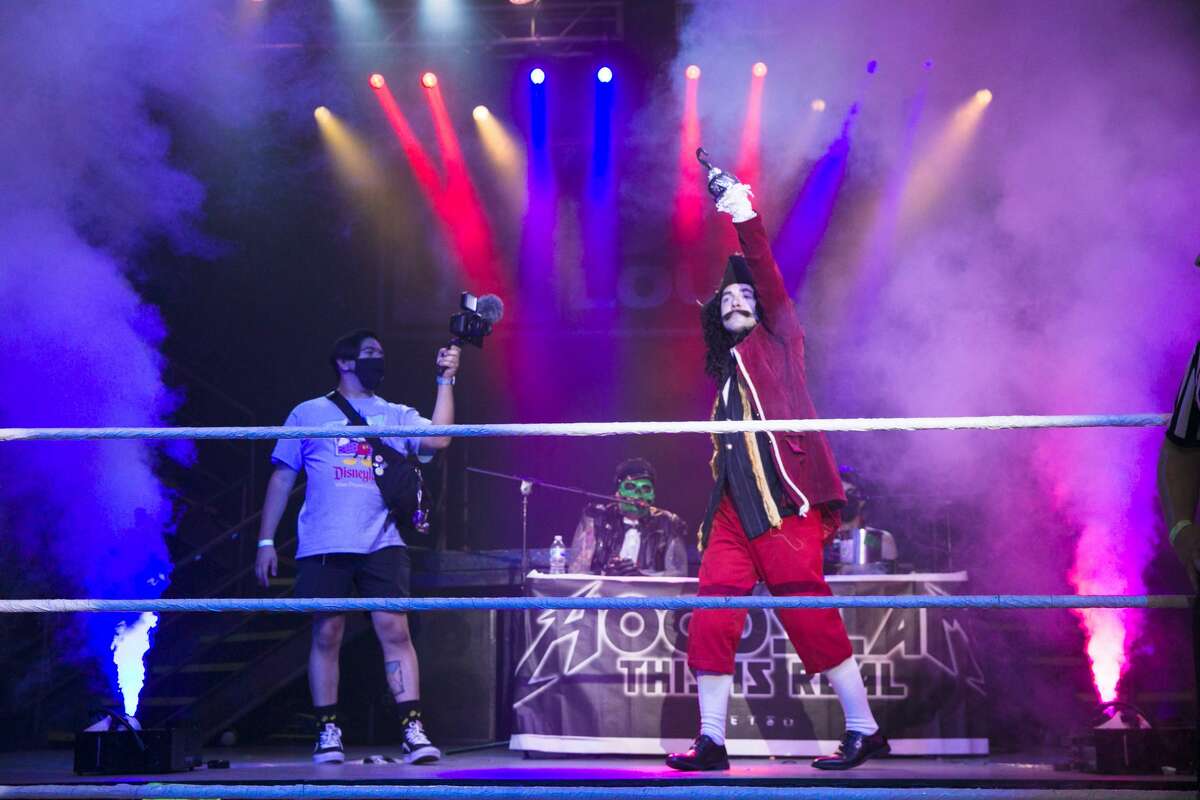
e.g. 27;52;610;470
822;656;878;735
697;672;733;745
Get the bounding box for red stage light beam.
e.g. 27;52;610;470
424;84;506;294
737;64;765;193
370;83;443;202
674;68;703;251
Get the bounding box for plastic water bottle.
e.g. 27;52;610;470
838;530;857;566
548;535;567;575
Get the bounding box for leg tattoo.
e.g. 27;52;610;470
385;660;405;700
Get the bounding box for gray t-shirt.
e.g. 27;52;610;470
271;394;432;558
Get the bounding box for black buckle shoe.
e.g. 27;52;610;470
812;730;890;770
665;734;730;771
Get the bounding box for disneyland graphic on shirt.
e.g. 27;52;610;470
331;415;388;487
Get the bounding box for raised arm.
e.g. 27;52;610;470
716;184;798;336
422;345;461;452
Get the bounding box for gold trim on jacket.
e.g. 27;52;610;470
698;381;784;552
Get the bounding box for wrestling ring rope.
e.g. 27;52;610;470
0;412;1171;441
0;595;1190;613
0;785;1185;799
1;412;1193;800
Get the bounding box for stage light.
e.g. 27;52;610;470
867;59;878;74
685;64;701;80
752;61;768;77
422;0;464;31
474;101;525;196
316;104;382;192
811;99;826;112
421;72;438;89
530;67;546;85
369;73;386;90
597;66;613;83
899;89;993;231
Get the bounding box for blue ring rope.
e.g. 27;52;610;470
0;594;1189;613
0;785;1178;799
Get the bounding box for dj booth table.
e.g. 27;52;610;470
509;572;988;757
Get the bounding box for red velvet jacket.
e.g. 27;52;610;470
715;214;846;526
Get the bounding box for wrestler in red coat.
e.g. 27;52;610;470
665;179;889;772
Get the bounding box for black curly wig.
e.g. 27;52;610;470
700;290;765;382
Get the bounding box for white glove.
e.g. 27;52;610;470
715;182;756;223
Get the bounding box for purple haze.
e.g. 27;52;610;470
0;2;257;704
665;0;1200;715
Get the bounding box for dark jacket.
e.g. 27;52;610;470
570;504;688;576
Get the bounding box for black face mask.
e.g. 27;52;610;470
354;357;385;391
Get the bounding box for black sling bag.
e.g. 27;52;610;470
326;391;429;534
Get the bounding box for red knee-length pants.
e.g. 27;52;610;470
687;492;852;675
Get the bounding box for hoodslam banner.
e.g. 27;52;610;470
510;573;988;756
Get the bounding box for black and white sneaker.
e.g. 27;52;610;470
400;715;441;764
313;722;345;764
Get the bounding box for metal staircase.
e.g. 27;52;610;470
133;485;358;744
0;362;314;748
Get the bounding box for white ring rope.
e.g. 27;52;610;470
0;413;1170;442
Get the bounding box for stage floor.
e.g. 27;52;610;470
0;746;1195;796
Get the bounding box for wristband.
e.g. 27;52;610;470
257;539;275;548
436;375;455;386
1169;520;1193;546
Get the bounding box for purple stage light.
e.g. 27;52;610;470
867;60;878;74
597;66;613;83
530;67;546;85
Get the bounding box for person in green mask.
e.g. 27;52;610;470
567;458;689;577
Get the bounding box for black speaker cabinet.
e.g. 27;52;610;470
74;728;196;775
414;609;505;746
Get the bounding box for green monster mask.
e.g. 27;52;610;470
618;478;655;518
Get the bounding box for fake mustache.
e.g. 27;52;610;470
723;310;753;321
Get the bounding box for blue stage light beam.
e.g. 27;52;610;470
583;63;618;310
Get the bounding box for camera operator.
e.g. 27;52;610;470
255;329;459;765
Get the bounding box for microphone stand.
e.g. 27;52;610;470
466;467;664;590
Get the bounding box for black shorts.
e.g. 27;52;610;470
294;546;411;600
